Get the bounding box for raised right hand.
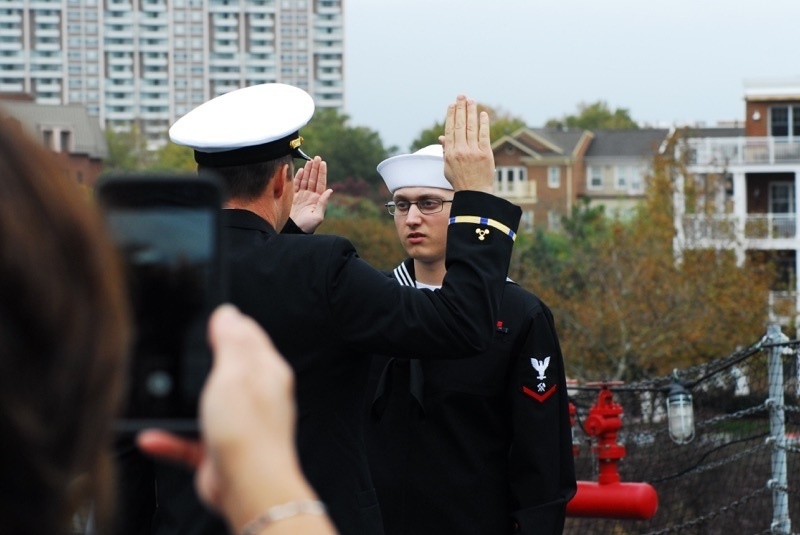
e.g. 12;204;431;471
439;95;495;194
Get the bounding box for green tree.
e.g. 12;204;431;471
104;125;152;172
150;141;196;172
300;107;393;187
104;127;197;175
545;100;639;130
318;215;405;271
510;134;772;382
410;104;527;151
102;110;393;185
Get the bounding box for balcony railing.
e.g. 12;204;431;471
769;291;798;326
687;137;800;166
744;214;796;239
682;214;737;242
497;181;536;200
681;213;797;241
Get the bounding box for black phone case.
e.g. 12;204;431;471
96;172;227;434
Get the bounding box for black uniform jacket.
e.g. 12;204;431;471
366;259;577;535
131;191;521;535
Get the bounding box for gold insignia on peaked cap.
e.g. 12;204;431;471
169;83;314;166
289;135;311;161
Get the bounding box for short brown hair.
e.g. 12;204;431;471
199;155;293;201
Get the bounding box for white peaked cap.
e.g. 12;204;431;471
377;144;452;193
169;83;314;166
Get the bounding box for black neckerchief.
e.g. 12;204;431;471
371;259;426;418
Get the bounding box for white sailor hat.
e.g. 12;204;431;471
169;83;314;167
377;144;452;193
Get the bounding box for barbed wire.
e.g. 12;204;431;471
602;401;770;443
767;481;800;496
649;439;770;483
640;485;771;535
566;328;799;535
623;332;800;393
573;400;798;446
779;443;800;454
627;339;766;391
754;525;797;535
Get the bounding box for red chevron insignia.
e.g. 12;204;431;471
523;384;557;403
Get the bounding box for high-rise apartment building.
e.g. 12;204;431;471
0;0;344;146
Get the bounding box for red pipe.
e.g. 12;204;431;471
567;383;659;519
567;481;658;519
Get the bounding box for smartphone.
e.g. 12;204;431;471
95;173;226;433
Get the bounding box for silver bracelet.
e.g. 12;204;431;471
241;499;327;535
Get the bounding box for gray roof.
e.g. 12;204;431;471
677;126;744;139
585;128;669;158
0;101;107;159
524;127;588;156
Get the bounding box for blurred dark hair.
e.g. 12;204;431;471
0;115;129;534
199;155;293;200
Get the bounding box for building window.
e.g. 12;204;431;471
770;182;794;214
588;166;603;190
630;166;644;194
548;210;562;232
495;166;526;195
60;130;71;153
770;105;800;137
521;209;534;232
548;166;560;188
615;166;627;190
42;129;54;150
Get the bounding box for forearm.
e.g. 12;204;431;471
331;192;520;358
217;444;337;535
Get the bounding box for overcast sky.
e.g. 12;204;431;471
343;0;800;152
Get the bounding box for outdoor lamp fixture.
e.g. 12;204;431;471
666;371;695;445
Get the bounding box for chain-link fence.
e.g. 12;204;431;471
565;326;800;534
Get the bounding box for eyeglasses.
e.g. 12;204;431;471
385;198;453;216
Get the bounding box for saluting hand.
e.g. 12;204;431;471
291;156;333;234
439;95;495;194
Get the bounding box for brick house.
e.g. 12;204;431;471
675;76;800;326
583;128;669;218
492;126;670;231
493;127;593;232
0;97;107;187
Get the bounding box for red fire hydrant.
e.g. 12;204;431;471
566;382;659;520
